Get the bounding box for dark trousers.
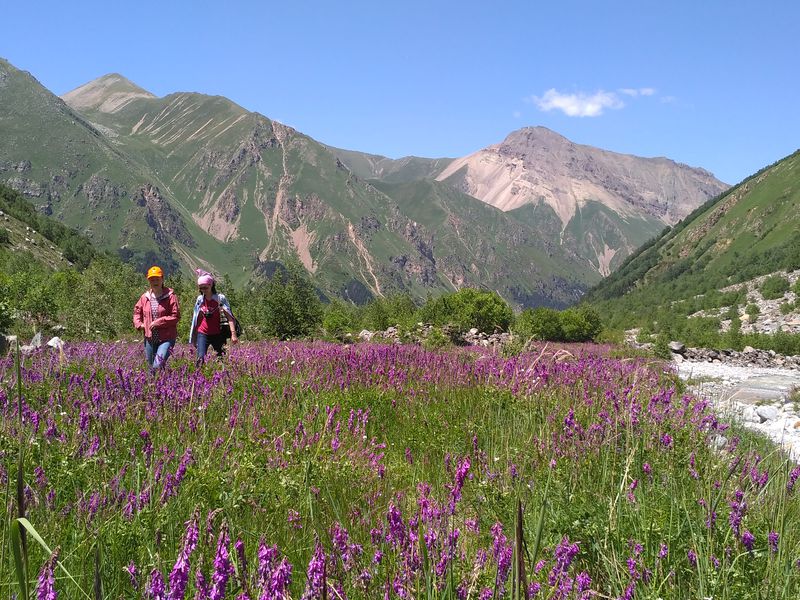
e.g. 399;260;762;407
196;332;226;364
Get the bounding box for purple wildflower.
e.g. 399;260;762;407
302;542;327;600
769;531;779;554
37;548;59;600
687;549;698;569
257;539;278;587
195;569;209;600
741;530;756;553
269;558;293;599
386;503;406;548
235;538;248;584
788;465;800;492
125;561;139;589
210;522;232;600
288;509;302;529
575;571;591;592
146;569;166;600
167;552;191;600
490;522;513;595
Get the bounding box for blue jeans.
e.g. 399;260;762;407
195;332;226;364
144;338;175;371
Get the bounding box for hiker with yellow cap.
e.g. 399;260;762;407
133;265;181;371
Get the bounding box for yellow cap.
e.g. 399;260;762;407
146;266;164;279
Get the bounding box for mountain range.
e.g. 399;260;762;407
0;58;729;306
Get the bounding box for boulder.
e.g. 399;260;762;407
756;405;779;423
46;336;64;351
669;341;685;353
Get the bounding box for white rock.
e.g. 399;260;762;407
741;406;761;423
710;434;728;450
20;332;43;355
46;336;64;350
756;405;780;422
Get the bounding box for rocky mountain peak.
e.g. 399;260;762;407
499;126;570;151
61;73;155;113
436;126;729;226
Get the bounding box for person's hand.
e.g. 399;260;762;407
151;318;163;328
231;334;239;344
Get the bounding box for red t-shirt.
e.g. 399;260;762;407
197;298;221;335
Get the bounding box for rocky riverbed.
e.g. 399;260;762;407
676;358;800;460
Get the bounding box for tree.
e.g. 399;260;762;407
262;261;323;339
559;306;603;342
419;288;512;334
514;307;564;341
323;299;357;340
760;275;790;300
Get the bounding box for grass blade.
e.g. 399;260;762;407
514;497;529;599
16;518;92;599
10;519;29;600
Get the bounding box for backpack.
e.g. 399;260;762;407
220;310;242;339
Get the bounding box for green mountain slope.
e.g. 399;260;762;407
325;146;453;183
0;58;729;308
0;59;207;274
586;150;800;326
371;178;597;306
49;67;597;305
0;182;94;270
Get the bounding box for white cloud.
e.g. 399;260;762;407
619;87;656;97
512;110;522;118
531;89;624;117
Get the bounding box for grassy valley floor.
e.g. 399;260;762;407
1;341;799;599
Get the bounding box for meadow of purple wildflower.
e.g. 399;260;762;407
2;341;799;599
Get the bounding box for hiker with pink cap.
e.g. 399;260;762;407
188;269;239;365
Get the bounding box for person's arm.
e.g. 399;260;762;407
220;298;238;343
133;297;144;330
227;313;238;343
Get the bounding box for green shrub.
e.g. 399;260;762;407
559;305;602;342
760;275;790;300
780;302;795;315
500;335;526;357
746;303;760;319
726;315;743;350
0;228;9;244
422;327;451;350
514;307;563;341
0;276;12;334
723;304;739;320
653;331;672;359
261;261;323;339
418;288;512;334
323;299;358;341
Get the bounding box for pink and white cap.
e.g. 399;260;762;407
196;269;215;286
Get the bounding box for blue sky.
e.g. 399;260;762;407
2;0;798;184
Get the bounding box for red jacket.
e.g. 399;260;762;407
133;288;181;341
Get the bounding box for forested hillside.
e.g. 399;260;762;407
586;150;800;352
